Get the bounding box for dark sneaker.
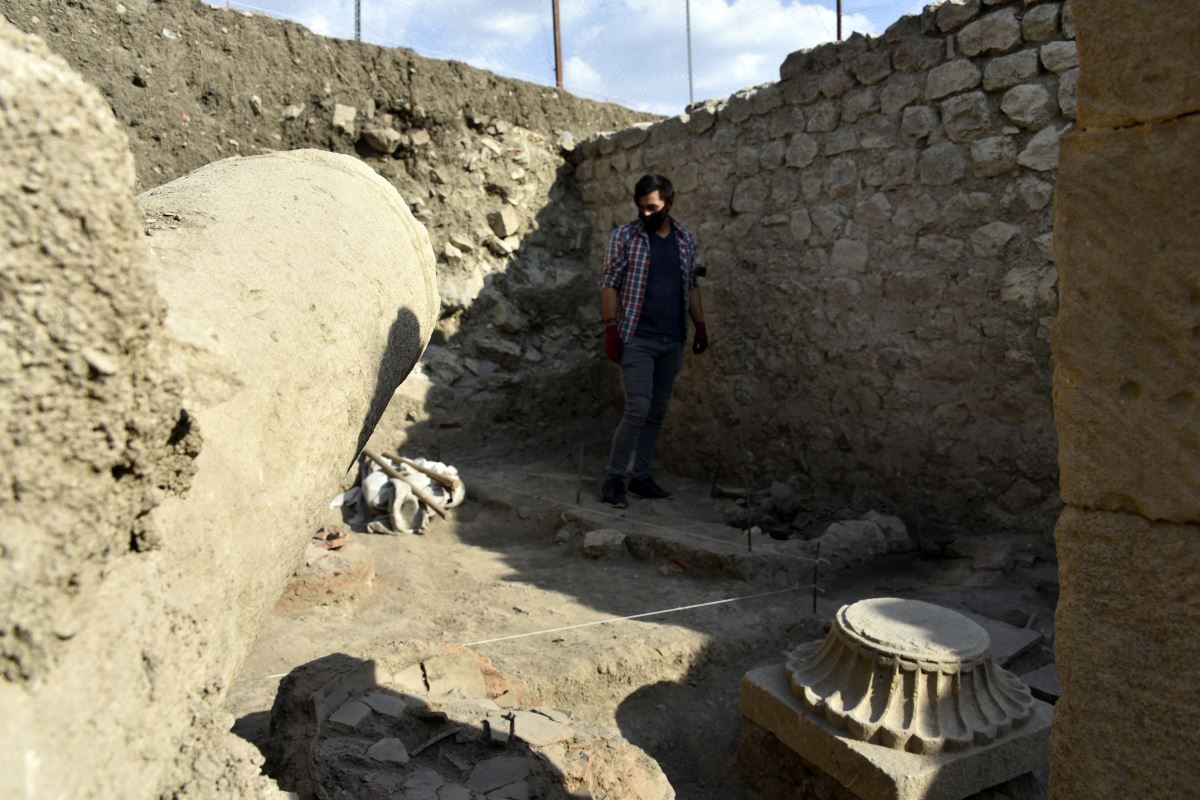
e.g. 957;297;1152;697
628;476;671;499
601;476;628;508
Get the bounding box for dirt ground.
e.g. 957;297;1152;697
225;456;1058;800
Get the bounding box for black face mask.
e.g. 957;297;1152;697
641;208;668;233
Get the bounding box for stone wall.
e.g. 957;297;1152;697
573;0;1077;535
1049;2;1200;796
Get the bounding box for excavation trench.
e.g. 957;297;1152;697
226;459;1059;799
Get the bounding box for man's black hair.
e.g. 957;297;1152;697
633;173;674;203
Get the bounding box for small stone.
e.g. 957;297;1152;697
946;535;1014;570
449;233;475;252
970;135;1018;177
467;757;533;794
328;699;372;731
281;103;305;121
900;106;940;143
410;129;432;147
956;8;1021;57
583;529;627;558
366;737;410;765
1020;663;1062;703
1015;176;1054;211
1017;124;1063;171
859;510;912;553
1021;3;1059;42
361;692;409;717
1001;265;1057;309
617;123;651;149
880;72;923;114
818;521;887;568
918;141;967;185
926;59;981;100
488;782;531;800
362;126;403;154
249;95;262;115
332;103;356;135
423;651;487;698
517;505;532;520
160;27;181;40
1040;40;1078;74
831;238;869;271
508;710;574;746
983;49;1040;91
438;785;473;800
785;134;818;168
1000;84;1057;129
443;242;464;261
971;221;1020;256
936;0;980;31
405;768;446;794
851;50;893;85
81;348;119;376
893;36;945;73
488;207;520;238
941;91;991;142
1058;67;1079;120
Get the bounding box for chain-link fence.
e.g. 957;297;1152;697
205;0;929;114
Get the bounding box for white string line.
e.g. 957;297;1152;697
462;584;812;647
485;479;825;567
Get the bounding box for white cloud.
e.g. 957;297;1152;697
563;55;604;95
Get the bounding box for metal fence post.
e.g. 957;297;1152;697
552;0;563;89
686;0;694;107
355;0;361;41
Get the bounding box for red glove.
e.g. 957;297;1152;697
604;323;623;363
692;321;709;355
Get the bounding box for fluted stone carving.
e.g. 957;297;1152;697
786;598;1035;755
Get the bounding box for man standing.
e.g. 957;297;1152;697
597;174;708;508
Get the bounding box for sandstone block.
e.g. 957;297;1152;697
1001;83;1058;129
982;48;1040;91
956;8;1022;56
1021;2;1060;42
1052;116;1200;521
925;58;981;100
941;91;992;142
880;72;923;114
1052;508;1200;798
970;135;1018;177
362;125;403;154
893;36;944;73
1017;123;1062;171
1073;0;1200;127
918;141;967;185
936;0;981;31
1040;40;1078;74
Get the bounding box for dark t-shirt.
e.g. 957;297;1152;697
634;228;685;341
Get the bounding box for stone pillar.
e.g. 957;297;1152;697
1049;3;1200;797
0;17;438;796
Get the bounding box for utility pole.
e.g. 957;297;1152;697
355;0;361;41
552;0;564;89
686;0;694;107
836;0;843;41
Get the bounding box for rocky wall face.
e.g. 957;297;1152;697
573;0;1078;535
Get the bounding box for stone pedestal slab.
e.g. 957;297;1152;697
740;664;1053;800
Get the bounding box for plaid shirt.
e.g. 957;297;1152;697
597;218;700;344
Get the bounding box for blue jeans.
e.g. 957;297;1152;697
606;335;685;480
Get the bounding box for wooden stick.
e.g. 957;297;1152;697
362;448;448;518
387;452;458;491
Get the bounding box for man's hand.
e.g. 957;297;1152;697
604;323;624;363
692;321;709;355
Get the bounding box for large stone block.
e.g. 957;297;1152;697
1051;508;1200;799
956;8;1022;57
1073;0;1200;128
1052;116;1200;522
0;18;438;793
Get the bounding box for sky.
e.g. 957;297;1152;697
206;0;930;114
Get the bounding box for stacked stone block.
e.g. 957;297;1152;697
573;0;1076;534
1049;2;1200;797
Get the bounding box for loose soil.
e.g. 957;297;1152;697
226;458;1058;799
